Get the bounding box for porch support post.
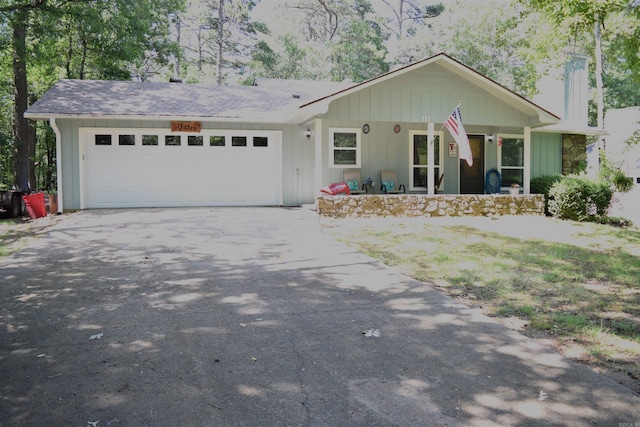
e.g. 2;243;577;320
524;126;531;194
427;121;435;195
313;118;323;200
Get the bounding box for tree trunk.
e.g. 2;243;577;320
594;20;604;130
175;15;181;77
216;0;224;85
66;20;73;77
12;11;33;192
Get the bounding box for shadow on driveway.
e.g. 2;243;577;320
1;207;639;426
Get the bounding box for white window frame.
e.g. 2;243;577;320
409;130;444;191
329;127;361;168
497;133;525;190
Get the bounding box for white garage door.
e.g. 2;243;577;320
81;128;282;208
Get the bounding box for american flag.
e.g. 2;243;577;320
445;106;473;167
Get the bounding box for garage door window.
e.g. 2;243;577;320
188;135;204;146
232;136;247;147
143;135;158;146
95;135;112;145
253;136;268;147
210;136;225;146
119;135;135;146
166;135;181;146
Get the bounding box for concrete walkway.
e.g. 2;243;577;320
0;207;638;426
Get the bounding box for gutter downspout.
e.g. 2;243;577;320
49;118;63;214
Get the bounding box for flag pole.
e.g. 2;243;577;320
439;100;463;131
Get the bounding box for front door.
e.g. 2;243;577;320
460;135;484;194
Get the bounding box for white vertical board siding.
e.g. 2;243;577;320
324;69;532;127
531;132;562;177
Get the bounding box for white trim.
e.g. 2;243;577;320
49;118;63;213
314;119;323;199
524;127;531;194
328;127;361;168
408;129;444;191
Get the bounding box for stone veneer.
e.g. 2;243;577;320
562;133;588;175
317;194;545;218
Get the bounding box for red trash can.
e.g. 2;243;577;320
23;193;47;219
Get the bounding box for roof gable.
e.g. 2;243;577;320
297;53;560;127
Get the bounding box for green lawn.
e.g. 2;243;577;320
322;215;640;383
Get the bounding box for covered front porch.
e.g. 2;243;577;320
297;55;562;202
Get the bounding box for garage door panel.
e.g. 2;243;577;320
83;130;281;208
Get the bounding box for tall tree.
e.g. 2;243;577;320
0;0;183;191
173;0;265;84
379;0;444;40
522;0;632;129
248;0;388;82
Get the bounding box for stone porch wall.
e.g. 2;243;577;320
317;194;545;218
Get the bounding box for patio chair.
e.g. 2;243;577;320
380;170;406;194
343;169;366;195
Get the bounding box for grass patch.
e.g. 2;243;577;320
0;215;58;257
323;216;640;382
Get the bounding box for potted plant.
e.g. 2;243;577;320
48;190;58;214
509;183;520;195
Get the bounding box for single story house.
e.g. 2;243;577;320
25;53;599;212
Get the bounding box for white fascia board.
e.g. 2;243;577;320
284;101;331;125
534;123;607;135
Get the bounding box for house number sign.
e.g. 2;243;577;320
171;121;202;132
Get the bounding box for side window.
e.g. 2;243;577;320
410;132;442;190
499;135;524;187
329;128;361;168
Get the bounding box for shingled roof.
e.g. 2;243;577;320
25;79;347;123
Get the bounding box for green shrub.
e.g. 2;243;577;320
599;154;634;192
610;169;634;192
548;176;612;221
530;174;562;215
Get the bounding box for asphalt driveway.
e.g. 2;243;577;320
1;207;638;426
